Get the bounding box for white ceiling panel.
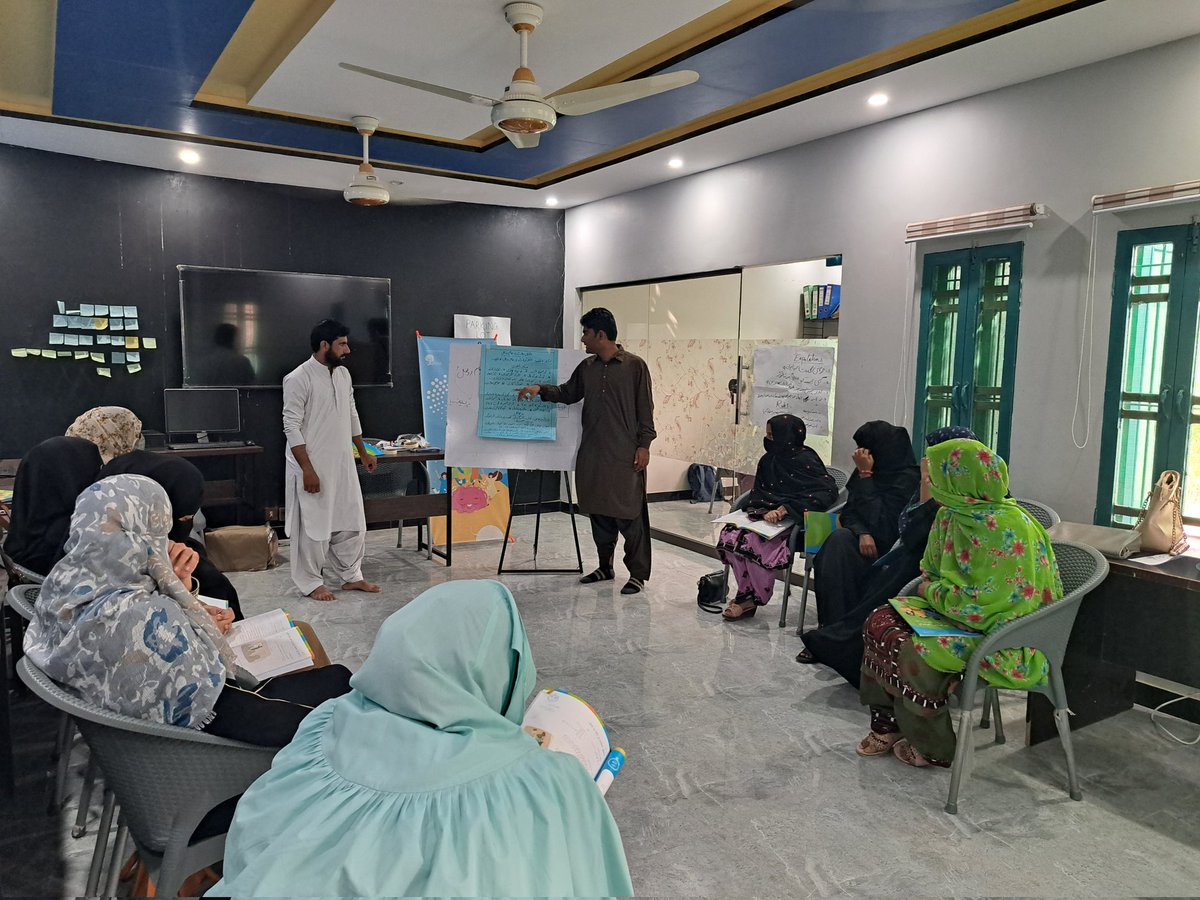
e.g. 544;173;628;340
252;0;726;140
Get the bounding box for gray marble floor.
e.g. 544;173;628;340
6;515;1200;897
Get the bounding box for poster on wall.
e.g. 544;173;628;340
749;343;836;434
416;334;512;545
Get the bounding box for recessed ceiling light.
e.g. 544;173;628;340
867;93;889;107
178;148;201;165
668;157;684;169
545;196;559;207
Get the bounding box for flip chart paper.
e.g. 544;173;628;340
477;345;558;441
749;344;836;435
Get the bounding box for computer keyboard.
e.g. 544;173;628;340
167;441;253;451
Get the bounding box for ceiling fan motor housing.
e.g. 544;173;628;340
492;79;556;134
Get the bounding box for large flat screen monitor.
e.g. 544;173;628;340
179;266;392;387
164;388;241;435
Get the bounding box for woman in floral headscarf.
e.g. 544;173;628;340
66;406;142;464
855;438;1062;768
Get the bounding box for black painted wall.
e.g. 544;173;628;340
0;144;566;507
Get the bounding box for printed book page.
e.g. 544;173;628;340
889;598;981;639
226;608;293;647
522;689;611;778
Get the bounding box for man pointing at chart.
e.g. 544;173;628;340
518;308;656;594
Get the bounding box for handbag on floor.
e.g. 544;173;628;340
204;523;279;572
697;571;726;613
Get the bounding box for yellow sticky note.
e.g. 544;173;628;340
74;351;88;360
90;352;105;363
97;367;111;378
56;350;72;358
125;336;139;349
27;349;41;356
95;317;108;330
10;348;28;358
143;337;157;349
126;363;142;374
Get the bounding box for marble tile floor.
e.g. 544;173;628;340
648;497;732;546
4;514;1200;897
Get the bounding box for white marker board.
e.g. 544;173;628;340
446;343;587;470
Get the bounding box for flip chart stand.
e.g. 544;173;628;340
497;470;584;575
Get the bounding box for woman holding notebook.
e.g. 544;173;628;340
855;438;1061;768
212;580;633;898
22;474;350;747
716;414;837;620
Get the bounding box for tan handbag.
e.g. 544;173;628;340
1136;470;1189;555
204;524;279;572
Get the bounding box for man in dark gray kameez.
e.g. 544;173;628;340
517;308;656;594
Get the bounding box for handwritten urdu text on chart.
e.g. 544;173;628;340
749;344;835;434
478;345;560;441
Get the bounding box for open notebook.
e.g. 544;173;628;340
522;689;626;796
226;608;314;682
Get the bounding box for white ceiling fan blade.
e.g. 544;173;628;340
500;128;541;149
548;70;698;116
339;63;497;107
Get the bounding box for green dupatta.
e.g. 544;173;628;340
908;439;1063;689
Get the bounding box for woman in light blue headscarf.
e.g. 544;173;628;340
212;580;633;898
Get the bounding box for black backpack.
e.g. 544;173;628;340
686;464;717;503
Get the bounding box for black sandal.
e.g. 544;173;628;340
795;648;818;664
620;577;645;595
580;567;615;584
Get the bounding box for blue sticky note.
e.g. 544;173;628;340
95;305;109;316
53;315;67;327
49;333;64;345
81;304;95;316
477;346;559;441
127;320;139;331
111;352;126;365
79;335;93;346
126;351;140;363
65;334;79;346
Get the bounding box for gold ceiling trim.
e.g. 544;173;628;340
0;0;57;116
196;0;794;148
529;0;1092;186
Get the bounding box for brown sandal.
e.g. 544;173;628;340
892;738;951;768
722;599;758;620
856;731;901;757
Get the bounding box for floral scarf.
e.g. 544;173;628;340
23;474;234;728
909;438;1063;689
66;406;142;464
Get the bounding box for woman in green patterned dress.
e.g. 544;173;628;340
855;437;1062;767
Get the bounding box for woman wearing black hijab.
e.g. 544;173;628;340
4;436;102;576
717;415;837;620
100;450;244;619
808;420;920;630
797;425;977;682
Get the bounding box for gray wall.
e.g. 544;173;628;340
564;35;1200;523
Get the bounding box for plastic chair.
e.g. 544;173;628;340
17;656;278;897
720;466;849;628
1014;498;1061;529
892;541;1107;814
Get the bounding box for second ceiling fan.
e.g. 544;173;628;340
340;2;699;149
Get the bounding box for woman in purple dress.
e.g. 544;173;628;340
717;415;837;620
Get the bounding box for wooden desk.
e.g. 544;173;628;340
361;450;451;566
1027;554;1200;743
152;444;264;525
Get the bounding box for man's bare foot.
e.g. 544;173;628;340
307;586;337;602
342;580;381;593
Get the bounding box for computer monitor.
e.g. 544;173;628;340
164;388;241;436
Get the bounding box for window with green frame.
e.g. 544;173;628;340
1096;223;1200;526
913;242;1023;459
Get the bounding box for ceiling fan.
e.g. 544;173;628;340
339;2;699;149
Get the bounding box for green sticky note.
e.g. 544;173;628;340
90;352;105;364
126;363;142;374
74;351;88;360
143;337;157;349
10;348;28;358
97;367;111;378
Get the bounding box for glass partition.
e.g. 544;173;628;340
580;257;841;550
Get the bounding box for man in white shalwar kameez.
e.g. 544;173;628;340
283;319;381;601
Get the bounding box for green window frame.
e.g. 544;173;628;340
1096;223;1200;526
912;242;1023;459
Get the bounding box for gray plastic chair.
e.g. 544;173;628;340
893;541;1107;814
17;656;278;897
1015;498;1061;529
720;466;849;628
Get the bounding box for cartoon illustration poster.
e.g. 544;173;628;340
417;335;512;544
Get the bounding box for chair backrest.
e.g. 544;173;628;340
6;583;39;621
827;466;850;512
16;656;276;855
1015;498;1061;528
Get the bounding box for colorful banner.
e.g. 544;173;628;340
416;335;511;544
